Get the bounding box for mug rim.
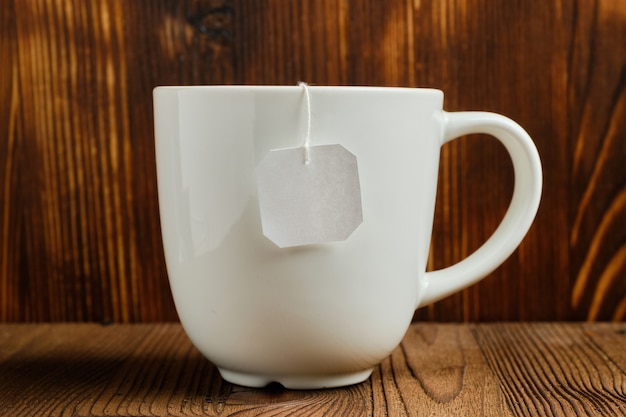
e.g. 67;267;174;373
153;85;443;97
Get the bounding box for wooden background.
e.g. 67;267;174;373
1;0;625;323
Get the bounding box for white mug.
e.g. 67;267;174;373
153;86;542;389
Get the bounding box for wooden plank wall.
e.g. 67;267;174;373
1;0;625;322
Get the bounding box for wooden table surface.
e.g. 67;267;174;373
1;323;625;416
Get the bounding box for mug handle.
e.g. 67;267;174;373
417;111;542;308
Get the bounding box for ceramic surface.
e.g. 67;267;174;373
153;86;542;389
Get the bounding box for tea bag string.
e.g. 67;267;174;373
299;81;312;165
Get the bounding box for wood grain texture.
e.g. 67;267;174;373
1;0;625;322
475;323;626;416
567;1;626;321
0;323;624;416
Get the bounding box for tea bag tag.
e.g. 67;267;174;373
256;83;363;248
256;144;363;248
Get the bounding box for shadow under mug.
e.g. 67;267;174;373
153;86;542;389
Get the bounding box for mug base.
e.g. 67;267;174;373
218;367;374;390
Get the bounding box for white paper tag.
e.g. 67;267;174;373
256;144;363;248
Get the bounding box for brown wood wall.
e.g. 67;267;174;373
1;0;625;322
